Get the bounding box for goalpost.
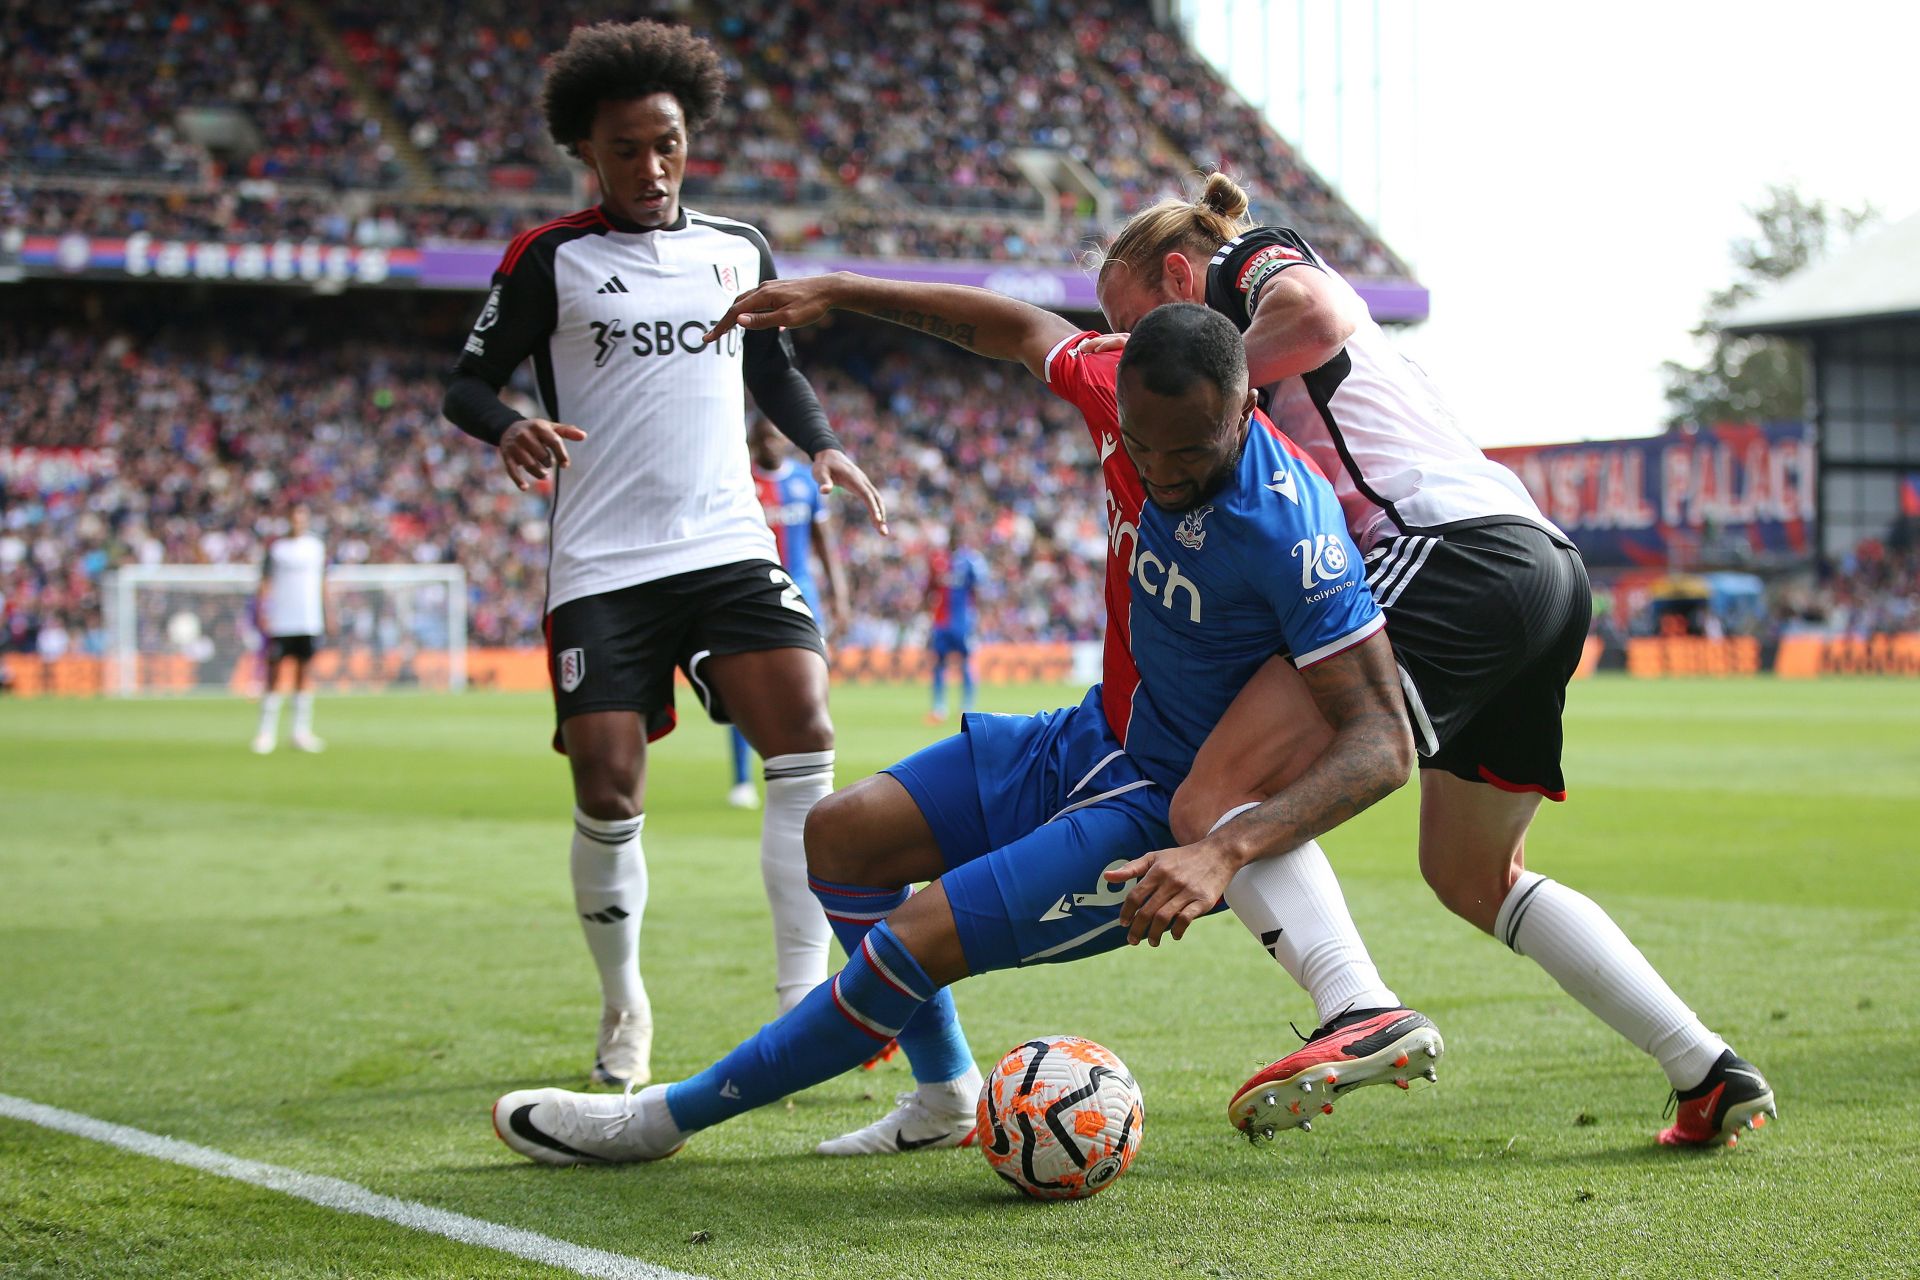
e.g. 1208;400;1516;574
102;564;468;696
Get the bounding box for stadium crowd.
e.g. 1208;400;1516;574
0;294;1105;664
5;1;1405;277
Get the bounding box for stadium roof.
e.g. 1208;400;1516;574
1724;209;1920;334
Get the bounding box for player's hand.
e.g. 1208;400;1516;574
500;418;587;491
1075;332;1130;356
1105;837;1240;947
704;276;842;344
812;448;889;536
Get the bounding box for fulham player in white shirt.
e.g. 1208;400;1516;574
442;21;888;1091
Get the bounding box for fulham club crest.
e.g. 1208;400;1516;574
558;647;586;693
713;264;740;293
1174;504;1214;551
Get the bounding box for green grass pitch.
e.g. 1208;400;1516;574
2;677;1917;1278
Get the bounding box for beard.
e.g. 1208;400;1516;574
1155;433;1246;512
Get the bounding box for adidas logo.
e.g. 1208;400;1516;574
1260;927;1284;962
596;274;630;294
581;905;631;924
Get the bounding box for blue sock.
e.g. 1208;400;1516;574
665;921;936;1133
730;728;752;786
810;875;975;1085
930;660;947;714
960;660;977;712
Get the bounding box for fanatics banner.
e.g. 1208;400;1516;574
1486;422;1816;568
4;232;1430;322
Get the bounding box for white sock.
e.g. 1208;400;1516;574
1216;807;1399;1026
1496;871;1727;1089
571;807;648;1012
291;691;315;737
761;750;836;1014
256;693;283;739
920;1062;983;1119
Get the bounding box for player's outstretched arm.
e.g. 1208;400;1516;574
705;272;1082;380
1107;631;1414;946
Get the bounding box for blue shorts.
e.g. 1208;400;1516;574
884;688;1176;973
930;626;972;660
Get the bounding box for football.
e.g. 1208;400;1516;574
978;1035;1144;1200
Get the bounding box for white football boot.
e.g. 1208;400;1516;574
725;781;760;810
816;1069;982;1156
251;731;275;755
492;1083;686;1166
591;1003;653;1088
291;731;326;753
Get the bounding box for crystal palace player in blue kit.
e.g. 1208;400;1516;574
1091;175;1773;1147
727;414;851;810
924;524;987;722
493;303;1444;1166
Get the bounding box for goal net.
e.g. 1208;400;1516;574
102;564;468;696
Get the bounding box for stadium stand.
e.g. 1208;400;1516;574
4;1;1408;275
0;287;1104;659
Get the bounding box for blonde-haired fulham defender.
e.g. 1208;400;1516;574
1092;174;1774;1147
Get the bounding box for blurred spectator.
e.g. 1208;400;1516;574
0;291;1104;653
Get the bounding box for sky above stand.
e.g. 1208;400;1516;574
1181;0;1920;445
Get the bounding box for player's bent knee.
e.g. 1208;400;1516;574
1419;857;1506;934
572;766;643;822
1168;780;1250;847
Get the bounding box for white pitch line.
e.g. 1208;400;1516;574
0;1093;709;1280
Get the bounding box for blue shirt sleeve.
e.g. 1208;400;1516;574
1251;466;1384;668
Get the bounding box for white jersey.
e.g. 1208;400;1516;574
456;206;783;612
261;533;325;637
1206;228;1566;553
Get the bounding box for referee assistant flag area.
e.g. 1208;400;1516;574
1;681;1915;1278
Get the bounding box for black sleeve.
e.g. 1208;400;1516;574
1203;226;1325;332
736;228;840;456
444;240;559;443
744;329;841;457
442;370;525;447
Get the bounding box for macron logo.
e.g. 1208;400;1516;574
719;1080;741;1100
596;274;630;295
1266;468;1300;504
1099;433;1119;465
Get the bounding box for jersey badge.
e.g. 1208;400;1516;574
1292;534;1350;587
473;285;502;332
1236;243;1306;297
1266;467;1300;505
1173;504;1213;551
713;263;741;293
558;647;586;693
589;319;627;368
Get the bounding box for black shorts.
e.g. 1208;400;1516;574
1365;520;1591;800
265;635;317;664
544;559;827;751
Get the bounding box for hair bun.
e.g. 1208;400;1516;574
1199;172;1250;220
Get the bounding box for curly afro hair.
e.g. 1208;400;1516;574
541;20;726;156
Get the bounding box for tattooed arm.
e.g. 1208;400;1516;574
704;272;1081;380
1106;630;1415;946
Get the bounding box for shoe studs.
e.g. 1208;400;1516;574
1264;1092;1278;1108
1394;1053;1410;1068
1423;1067;1438;1083
1320;1103;1334;1115
1393;1077;1410;1090
1298;1120;1311;1133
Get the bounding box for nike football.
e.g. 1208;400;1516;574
978;1034;1143;1199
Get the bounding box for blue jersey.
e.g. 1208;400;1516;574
1042;331;1383;793
755;461;824;604
930;548;987;636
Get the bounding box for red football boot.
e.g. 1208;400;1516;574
1228;1007;1444;1142
1657;1050;1776;1148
